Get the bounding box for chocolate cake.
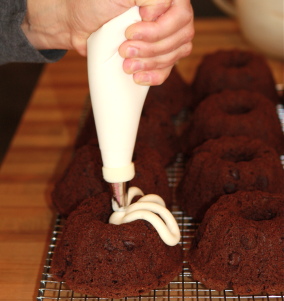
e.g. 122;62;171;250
131;142;172;206
52;140;172;216
52;139;109;216
137;111;180;167
51;192;183;298
74;96;180;168
181;89;284;156
177;136;284;220
188;190;284;295
191;49;279;108
75;66;187;150
143;66;189;116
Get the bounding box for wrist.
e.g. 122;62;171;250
21;0;72;51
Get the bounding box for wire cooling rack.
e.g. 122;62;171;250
37;99;284;301
37;151;284;301
36;213;284;301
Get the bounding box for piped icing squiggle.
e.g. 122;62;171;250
109;187;181;246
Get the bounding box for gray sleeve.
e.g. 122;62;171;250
0;0;67;65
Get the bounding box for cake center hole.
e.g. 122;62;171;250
222;103;252;115
221;151;255;162
242;208;277;221
224;53;250;68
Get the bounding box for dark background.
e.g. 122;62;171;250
0;1;226;165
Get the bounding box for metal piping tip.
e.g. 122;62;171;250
111;182;128;208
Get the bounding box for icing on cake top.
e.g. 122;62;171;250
109;187;181;246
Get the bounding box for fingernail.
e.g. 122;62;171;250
126;46;139;57
131;32;143;40
131;61;144;72
136;73;151;85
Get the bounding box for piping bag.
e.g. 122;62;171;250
87;6;149;208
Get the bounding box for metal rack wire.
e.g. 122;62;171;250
37;100;284;301
36;211;284;301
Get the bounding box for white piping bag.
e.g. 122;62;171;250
87;6;150;207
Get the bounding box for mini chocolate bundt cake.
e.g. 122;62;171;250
188;190;284;295
52;140;172;216
181;89;284;156
52;139;109;216
75;66;188;150
74;96;180;168
137;111;180;167
143;66;189;116
177;136;284;220
131;142;172;206
191;49;279;108
51;192;183;298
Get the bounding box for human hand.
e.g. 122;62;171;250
22;0;194;85
120;0;194;85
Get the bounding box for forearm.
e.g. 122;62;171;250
21;0;71;51
0;0;66;65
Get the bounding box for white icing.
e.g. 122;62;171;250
109;187;181;246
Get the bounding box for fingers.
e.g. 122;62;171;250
136;0;172;21
122;41;192;74
127;0;193;42
119;0;194;85
121;24;193;61
123;40;192;85
133;65;173;86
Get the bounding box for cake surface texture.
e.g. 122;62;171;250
177;136;284;220
143;66;190;116
137;112;180;167
52;140;172;216
188;190;284;295
51;192;183;298
191;49;279;107
181;89;284;156
52;139;109;216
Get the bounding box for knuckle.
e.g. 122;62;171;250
182;24;195;43
71;35;87;56
179;42;192;59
